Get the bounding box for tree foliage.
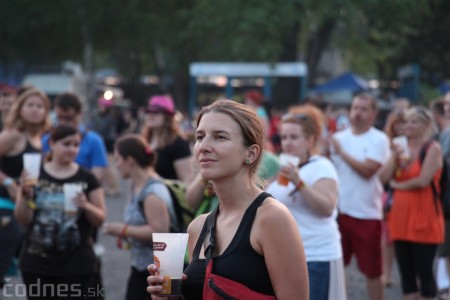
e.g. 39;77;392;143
0;0;449;106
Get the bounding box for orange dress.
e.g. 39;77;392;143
388;158;444;244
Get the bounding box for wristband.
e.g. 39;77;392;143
26;199;37;210
3;177;14;187
295;180;306;191
117;224;131;250
289;180;306;196
120;224;129;238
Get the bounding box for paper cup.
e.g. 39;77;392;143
392;136;410;160
153;233;189;296
278;153;300;186
23;153;42;185
63;183;83;214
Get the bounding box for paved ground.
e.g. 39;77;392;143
3;178;405;299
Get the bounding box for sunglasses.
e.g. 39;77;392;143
281;113;311;122
413;106;431;122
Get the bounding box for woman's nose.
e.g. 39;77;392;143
197;137;212;152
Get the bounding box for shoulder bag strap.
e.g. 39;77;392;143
203;192;269;264
203;207;219;265
418;140;440;215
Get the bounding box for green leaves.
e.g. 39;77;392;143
1;0;449;100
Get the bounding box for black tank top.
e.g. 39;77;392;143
182;192;275;300
0;139;40;199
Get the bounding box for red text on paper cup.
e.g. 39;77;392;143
153;242;167;251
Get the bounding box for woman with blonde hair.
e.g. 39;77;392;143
381;106;443;299
0;88;51;286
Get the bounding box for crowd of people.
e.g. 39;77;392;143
1;83;450;299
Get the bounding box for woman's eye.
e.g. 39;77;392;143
195;135;204;141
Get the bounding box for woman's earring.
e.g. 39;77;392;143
244;158;251;165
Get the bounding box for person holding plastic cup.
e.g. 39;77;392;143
103;134;173;300
147;99;308;299
277;153;300;185
380;106;444;298
14;124;106;300
0;88;51;289
152;233;188;296
266;104;346;300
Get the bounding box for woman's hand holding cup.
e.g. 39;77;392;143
278;153;300;186
147;264;187;299
19;170;33;198
23;153;41;186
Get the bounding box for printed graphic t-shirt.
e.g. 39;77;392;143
19;166;100;276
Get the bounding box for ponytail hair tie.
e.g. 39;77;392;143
145;147;152;155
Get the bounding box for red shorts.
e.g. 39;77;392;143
338;214;382;278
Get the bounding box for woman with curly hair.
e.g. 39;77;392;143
267;104;346;300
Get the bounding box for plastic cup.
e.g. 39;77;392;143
278;153;300;186
152;233;189;296
392;136;410;160
23;153;42;186
63;183;83;214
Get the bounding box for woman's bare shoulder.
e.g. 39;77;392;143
252;196;301;254
257;197;293;224
259;196;288;211
0;129;22;153
0;128;21;139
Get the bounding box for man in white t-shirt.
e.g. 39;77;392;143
331;93;390;300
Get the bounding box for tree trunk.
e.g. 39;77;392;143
78;3;95;119
272;21;301;108
305;18;337;86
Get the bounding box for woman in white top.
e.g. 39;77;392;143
266;104;346;300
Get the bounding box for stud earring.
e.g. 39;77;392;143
245;158;251;165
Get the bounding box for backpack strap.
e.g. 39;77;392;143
137;178;180;232
418;140;440;215
418;140;435;165
162;179;192;233
136;178;160;216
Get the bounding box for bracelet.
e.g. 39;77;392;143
3;177;14;187
117;224;131;250
26;199;37;210
116;236;131;249
120;224;129;238
289;180;306;196
295;180;306;191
